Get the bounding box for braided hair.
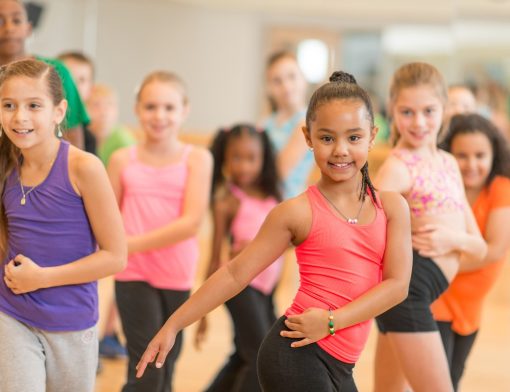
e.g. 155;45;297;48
306;71;378;204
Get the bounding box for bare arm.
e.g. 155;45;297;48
135;199;303;376
459;207;510;271
282;192;412;346
128;147;213;254
4;149;127;293
277;121;308;179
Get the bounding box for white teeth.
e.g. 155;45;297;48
331;162;351;168
13;129;33;134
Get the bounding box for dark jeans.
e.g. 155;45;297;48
437;321;479;391
205;286;276;392
257;317;358;392
115;281;189;392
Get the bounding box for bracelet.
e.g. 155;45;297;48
328;309;335;336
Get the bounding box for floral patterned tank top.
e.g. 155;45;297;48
392;148;465;217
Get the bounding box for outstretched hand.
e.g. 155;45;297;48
4;254;45;294
136;324;177;378
280;308;330;348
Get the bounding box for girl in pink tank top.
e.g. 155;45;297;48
108;71;212;392
136;72;412;392
195;124;283;392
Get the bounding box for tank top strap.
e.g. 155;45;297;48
128;145;138;162
229;184;247;201
180;144;192;163
45;141;72;190
391;148;421;168
306;185;330;215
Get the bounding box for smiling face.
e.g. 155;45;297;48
0;75;66;150
450;131;493;191
224;132;264;189
266;56;307;112
62;58;93;101
0;0;31;62
135;80;189;143
392;85;444;150
303;99;376;184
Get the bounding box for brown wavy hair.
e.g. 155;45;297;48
0;59;64;259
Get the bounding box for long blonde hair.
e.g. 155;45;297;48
0;59;64;259
388;62;447;145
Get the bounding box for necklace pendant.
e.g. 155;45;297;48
347;218;357;224
20;196;26;206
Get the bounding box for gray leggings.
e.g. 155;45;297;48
0;311;98;392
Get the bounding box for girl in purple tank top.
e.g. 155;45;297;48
107;71;213;392
194;124;283;392
136;71;412;392
0;59;126;391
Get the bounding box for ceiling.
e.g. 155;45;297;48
167;0;510;25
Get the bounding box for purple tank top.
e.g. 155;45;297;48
0;141;98;331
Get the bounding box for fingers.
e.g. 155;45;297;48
135;347;158;378
290;337;313;348
155;346;170;369
280;330;305;339
284;319;301;331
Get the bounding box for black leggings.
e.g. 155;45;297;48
115;281;189;392
257;317;357;392
204;286;276;392
437;321;478;392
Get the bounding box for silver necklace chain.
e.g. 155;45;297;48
317;186;365;224
19;180;38;206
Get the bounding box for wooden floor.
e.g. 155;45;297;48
95;222;510;392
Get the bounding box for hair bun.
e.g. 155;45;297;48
329;71;357;84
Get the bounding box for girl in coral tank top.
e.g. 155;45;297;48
136;71;412;392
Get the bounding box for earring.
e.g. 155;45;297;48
57;125;63;138
309;147;314;151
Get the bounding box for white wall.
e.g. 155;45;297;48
29;0;264;132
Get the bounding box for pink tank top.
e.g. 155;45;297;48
286;185;387;364
115;145;199;290
229;185;283;295
392;148;465;217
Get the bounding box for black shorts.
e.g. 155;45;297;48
376;251;449;333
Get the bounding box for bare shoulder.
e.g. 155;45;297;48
68;146;107;196
375;153;411;193
68;146;104;178
272;192;312;244
108;146;133;170
187;144;213;167
378;191;409;220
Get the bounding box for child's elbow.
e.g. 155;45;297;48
113;247;128;273
391;279;409;306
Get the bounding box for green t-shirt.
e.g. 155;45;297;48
98;126;136;166
36;55;90;129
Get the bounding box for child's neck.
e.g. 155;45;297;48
317;172;363;200
396;139;438;157
276;103;305;122
142;136;181;156
21;138;60;169
231;182;265;198
465;186;483;207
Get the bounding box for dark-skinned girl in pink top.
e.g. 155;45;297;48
135;71;412;392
